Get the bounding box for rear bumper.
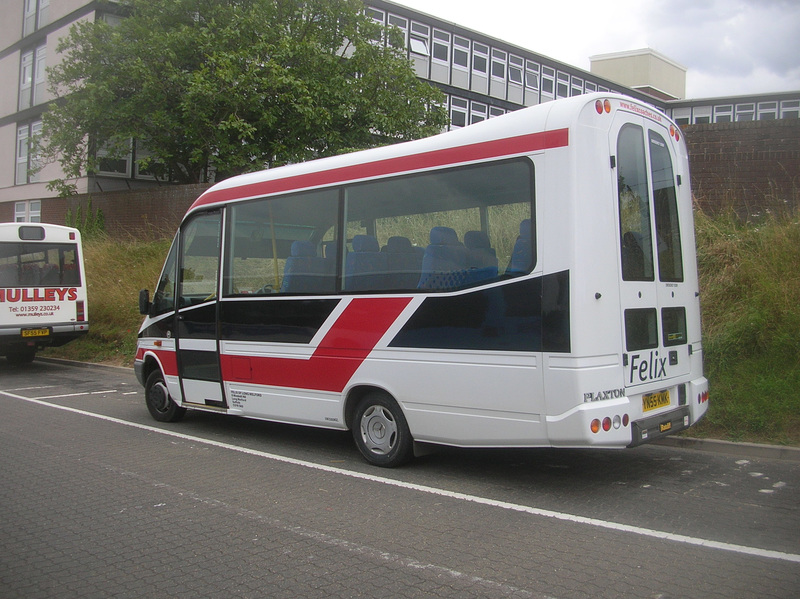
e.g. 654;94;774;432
628;405;692;447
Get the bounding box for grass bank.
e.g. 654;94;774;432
42;211;800;445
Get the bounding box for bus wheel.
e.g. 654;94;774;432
352;392;413;468
145;370;186;423
7;347;36;365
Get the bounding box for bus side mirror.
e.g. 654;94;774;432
139;289;151;315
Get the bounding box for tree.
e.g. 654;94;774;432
40;0;448;194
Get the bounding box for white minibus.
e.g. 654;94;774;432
136;93;709;466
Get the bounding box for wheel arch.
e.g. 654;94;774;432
343;384;401;431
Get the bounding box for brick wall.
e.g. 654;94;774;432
0;183;210;239
683;119;800;217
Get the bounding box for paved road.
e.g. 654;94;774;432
1;359;798;599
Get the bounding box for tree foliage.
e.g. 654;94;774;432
41;0;448;193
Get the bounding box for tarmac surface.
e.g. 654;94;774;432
1;358;798;598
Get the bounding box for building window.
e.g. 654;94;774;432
432;29;450;63
735;104;755;121
16;121;42;185
491;49;506;80
453;36;469;69
19;44;46;110
97;139;133;177
556;71;569;98
757;102;778;120
472;42;489;76
15;200;41;223
387;14;407;49
525;61;540;90
508;55;523;85
23;0;49;36
450;97;468;128
713;105;733;123
781;100;800;119
471;102;487;124
489;106;505;118
409;22;429;56
571;76;583;96
541;66;555;99
585;81;597;93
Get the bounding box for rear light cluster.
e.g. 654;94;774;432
590;413;630;434
669;124;681;142
595;99;612;114
697;390;709;404
76;300;85;322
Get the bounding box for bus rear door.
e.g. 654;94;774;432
613;112;692;421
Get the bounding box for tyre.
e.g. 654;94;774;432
145;369;186;422
6;347;36;365
352;391;413;468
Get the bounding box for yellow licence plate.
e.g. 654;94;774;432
643;390;670;412
22;328;50;338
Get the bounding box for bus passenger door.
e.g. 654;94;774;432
175;210;226;408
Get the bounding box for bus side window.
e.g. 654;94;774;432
152;237;178;315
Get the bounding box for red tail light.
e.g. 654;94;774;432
76;300;85;322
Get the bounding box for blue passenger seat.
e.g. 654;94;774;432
464;230;498;283
418;226;468;289
280;240;332;293
507;219;532;275
382;236;424;289
345;234;388;291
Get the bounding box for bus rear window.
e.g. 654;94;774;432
0;243;81;287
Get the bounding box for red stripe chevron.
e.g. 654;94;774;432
220;297;412;392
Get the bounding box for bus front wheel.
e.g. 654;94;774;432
352;391;413;468
145;370;186;423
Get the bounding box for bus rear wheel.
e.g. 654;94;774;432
145;369;186;422
352;391;413;468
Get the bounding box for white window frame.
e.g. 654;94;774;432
470;101;488;124
508;55;523;85
453;36;470;71
15;200;42;223
491;48;506;82
432;29;450;64
780;100;800;119
713;105;733;123
450;97;468;129
16;121;42;185
472;42;489;76
735;104;755;122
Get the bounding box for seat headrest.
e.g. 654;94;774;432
519;219;531;238
464;230;490;249
384;236;413;252
291;240;316;257
430;226;459;246
352;234;379;253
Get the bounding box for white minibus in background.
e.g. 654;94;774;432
0;223;89;364
136;93;709;467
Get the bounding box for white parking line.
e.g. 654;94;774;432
3;389;799;565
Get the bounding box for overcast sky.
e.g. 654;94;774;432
393;0;800;99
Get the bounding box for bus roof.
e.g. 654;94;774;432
189;93;673;215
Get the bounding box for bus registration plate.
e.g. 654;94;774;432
22;328;50;338
642;390;670;412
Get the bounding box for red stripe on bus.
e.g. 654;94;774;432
136;347;179;377
220;297;412;392
192;128;569;209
